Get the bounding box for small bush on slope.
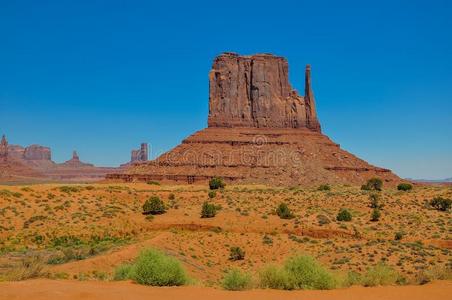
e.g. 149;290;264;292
276;203;294;219
258;264;292;290
397;183;413;191
201;202;217;218
361;178;383;191
317;184;331;191
114;249;188;286
209;177;225;190
371;208;381;222
6;255;46;281
429;197;452;211
142;196;166;215
221;268;252;291
259;255;337;290
229;246;245;261
336;208;352;222
113;263;133;281
361;263;400;287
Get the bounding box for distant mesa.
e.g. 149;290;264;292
0;135;119;183
107;52;400;186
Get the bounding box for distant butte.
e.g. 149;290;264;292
0;136;120;183
107;53;400;186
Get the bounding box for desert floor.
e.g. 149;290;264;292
0;279;451;300
0;182;450;295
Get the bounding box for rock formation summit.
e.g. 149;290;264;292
107;53;400;186
208;53;320;131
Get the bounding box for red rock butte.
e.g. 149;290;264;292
107;53;400;185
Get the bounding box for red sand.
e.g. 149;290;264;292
0;280;450;300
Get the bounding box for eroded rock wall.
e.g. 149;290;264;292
208;53;320;131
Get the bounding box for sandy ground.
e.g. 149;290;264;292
0;280;451;300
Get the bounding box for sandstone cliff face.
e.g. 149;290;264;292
23;145;52;161
208;53;320;131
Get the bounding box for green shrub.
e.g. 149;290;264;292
147;181;160;186
397;183;413;191
229;246;245;261
336;208;352;222
142;196;166;215
317;184;331;191
221;268;252;291
415;266;452;284
394;231;403;241
371;208;381;221
259;255;337;290
361;178;383;191
113;263;133;281
131;249;188;286
209;177;225;190
429;197;452;211
258;264;291;289
343;271;363;287
369;193;382;209
201;202;217;218
262;234;273;245
361;263;400;286
59;186;80;193
284;255;337;290
208;191;216;199
276;203;294;219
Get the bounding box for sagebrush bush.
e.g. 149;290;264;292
259;255;337;290
336;208;352;222
397;183;413;191
361;263;400;287
6;255;46;281
208;191;216;199
258;264;292;290
429;197;452;211
209;177;225;190
130;249;188;286
201;202;217;218
284;255;337;290
221;268;252;291
394;231;403;240
229;246;245;261
371;208;381;221
369;193;382;209
415;266;452;284
142;196;166;215
361;178;383;191
276;203;294;219
113;263;133;281
317;184;331;191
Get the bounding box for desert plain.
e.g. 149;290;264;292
0;182;450;299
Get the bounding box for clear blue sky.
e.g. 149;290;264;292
1;0;451;179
